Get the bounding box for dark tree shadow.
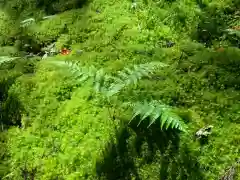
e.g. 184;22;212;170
36;0;90;15
0;93;23;128
0;58;38;129
96;127;140;180
0;73;24;179
0;73;17;102
193;12;227;46
0;71;24;129
97;118;204;180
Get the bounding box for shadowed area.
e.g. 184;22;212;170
97;119;204;180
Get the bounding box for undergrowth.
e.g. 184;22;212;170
0;0;239;179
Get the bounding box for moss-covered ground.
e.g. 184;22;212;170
0;0;240;179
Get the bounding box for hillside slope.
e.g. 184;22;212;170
0;0;240;179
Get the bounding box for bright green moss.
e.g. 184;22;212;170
7;63;120;179
0;0;240;179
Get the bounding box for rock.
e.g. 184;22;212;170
42;52;49;59
195;125;213;139
166;41;175;48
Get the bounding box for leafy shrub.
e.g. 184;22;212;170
193;0;239;46
26;16;67;45
35;0;88;15
0;131;9;178
0;46;19;56
23;9;85;46
180;41;205;56
0;11;19;46
5;62;120;179
2;0;88;18
0;57;38;129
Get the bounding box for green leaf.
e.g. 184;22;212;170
128;100;186;131
141;103;155;121
138;68;150;77
160;112;168;130
130;73;139;85
77;74;89;83
107;84;125;97
118;71;128;80
125;68;133;75
165;116;174;130
94;69;105;92
129;102;143;124
137;101;153;126
148;107;161;128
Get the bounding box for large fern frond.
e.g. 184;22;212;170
47;61;168;98
47;61;110;91
93;69;113;93
106;62;167;97
47;61;97;83
127;100;186;131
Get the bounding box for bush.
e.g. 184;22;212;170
2;0;88;18
6;63;120;179
0;57;38;128
0;46;19;56
0;11;19;46
36;0;88;14
23;9;85;46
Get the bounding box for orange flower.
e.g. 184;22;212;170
61;48;71;55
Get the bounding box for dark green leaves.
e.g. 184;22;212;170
128;100;186;131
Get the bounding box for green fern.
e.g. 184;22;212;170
106;62;168;97
47;61;95;83
47;60;184;131
94;68;109;93
47;60;108;89
20;18;35;28
48;61;167;97
127;100;186;131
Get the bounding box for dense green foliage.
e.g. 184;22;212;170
0;0;240;179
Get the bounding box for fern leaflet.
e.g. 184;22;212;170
47;60;110;91
47;61;95;83
128;100;186;131
48;61;167;97
106;62;167;97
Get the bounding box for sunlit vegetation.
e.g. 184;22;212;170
0;0;239;179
